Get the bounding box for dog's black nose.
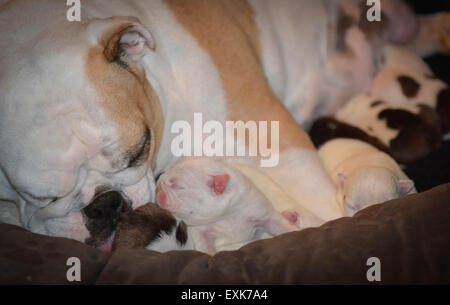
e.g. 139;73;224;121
84;191;125;221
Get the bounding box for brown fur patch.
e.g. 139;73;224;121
378;105;441;164
165;0;314;152
175;221;188;246
86;33;164;170
309;117;389;153
113;203;177;251
397;75;421;98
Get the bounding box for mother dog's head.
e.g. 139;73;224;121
0;6;166;250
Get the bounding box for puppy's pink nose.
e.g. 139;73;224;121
156;184;167;207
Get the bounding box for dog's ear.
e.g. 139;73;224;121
89;16;155;64
398;179;415;196
208;174;230;195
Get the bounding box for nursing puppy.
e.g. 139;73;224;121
318;139;416;216
113;202;191;252
155;157;300;255
335;95;442;164
371;46;450;134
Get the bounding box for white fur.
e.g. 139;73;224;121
155;157;299;255
336;95;422;146
371;46;447;109
319;139;416;216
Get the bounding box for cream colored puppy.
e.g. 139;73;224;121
318;139;416;216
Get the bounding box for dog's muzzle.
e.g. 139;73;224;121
83;190;131;251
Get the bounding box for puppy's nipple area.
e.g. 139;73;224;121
282;211;299;224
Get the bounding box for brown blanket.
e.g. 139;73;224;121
1;183;449;285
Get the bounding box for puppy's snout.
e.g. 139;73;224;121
84;191;126;221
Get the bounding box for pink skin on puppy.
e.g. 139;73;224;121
155;157;300;255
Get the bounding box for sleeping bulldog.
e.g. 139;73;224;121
318;138;416;216
1;0;449;249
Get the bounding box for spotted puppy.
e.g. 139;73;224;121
155;157;300;255
322;94;442;164
371;46;450;134
318;138;416;216
113;202;191;252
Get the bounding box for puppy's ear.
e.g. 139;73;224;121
89;16;155;63
208;174;230;195
398;179;415;196
337;173;347;190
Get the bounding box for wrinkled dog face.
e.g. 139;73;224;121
0;11;164;249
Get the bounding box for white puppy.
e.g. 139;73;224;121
318;139;416;216
155;157;301;255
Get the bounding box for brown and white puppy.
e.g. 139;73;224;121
0;0;449;248
318;139;416;216
371;46;450;135
155;157;300;255
334;95;442;164
113;202;190;253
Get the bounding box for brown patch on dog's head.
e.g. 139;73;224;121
85;17;164;170
378;105;441;164
113;202;178;251
436;88;450;133
166;0;315;153
397;75;421;98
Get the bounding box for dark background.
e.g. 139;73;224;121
402;0;450;191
